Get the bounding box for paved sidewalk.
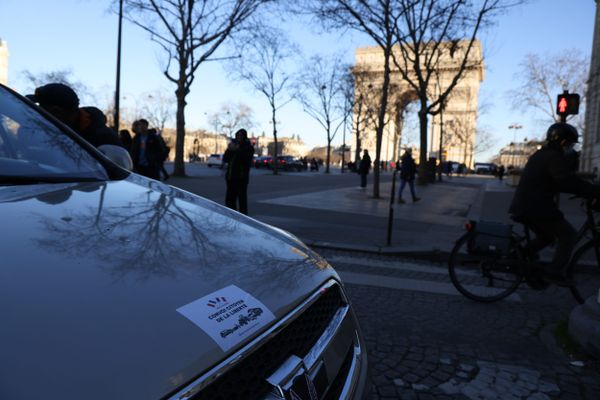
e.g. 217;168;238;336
256;175;496;254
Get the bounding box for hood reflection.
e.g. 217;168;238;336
32;177;331;291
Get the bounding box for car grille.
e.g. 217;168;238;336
189;284;345;400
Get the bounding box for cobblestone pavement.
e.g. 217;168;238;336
315;249;600;400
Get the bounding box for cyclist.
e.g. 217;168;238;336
509;122;600;285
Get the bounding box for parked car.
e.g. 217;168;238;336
207;153;223;168
0;83;369;400
254;155;273;169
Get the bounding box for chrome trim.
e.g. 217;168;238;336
339;333;363;399
303;305;349;370
168;279;342;400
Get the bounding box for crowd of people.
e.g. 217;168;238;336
28;82;170;181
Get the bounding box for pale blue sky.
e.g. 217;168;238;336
0;0;596;161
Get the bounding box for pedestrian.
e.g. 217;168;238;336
223;128;254;215
445;161;453;178
119;129;132;153
27;83;121;147
398;148;421;203
311;157;319;172
149;128;170;181
358;149;371;188
130;119;164;180
498;165;505;181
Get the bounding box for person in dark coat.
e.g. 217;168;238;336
497;165;505;181
358;150;371;188
398;148;420;203
509;123;600;283
27;83;121;148
130;119;164;180
223;129;254;215
149;128;170;181
119;129;133;153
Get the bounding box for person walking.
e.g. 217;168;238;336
358;149;371;188
130;119;164;180
498;165;505;181
223;129;254;215
398;148;420;203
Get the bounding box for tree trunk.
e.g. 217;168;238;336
437;107;444;182
417;104;429;185
272;109;279;175
173;84;187;177
354;101;362;162
325;120;331;173
326;138;331;174
372;46;392;198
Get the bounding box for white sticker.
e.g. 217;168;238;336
177;285;276;351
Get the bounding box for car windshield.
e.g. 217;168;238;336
0;86;108;184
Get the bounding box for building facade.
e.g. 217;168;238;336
582;1;600;173
497;139;543;169
0;39;8;85
351;41;484;168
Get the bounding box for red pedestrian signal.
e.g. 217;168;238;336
556;92;580;116
557;97;568;114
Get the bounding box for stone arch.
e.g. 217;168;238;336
351;42;484;168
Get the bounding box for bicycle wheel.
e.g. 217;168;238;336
568;240;600;304
448;231;523;302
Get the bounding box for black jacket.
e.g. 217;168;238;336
358;154;371;175
78;107;121;148
509;146;598;220
223;140;254;182
131;132;165;169
400;153;417;180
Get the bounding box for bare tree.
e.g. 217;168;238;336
137;89;176;132
302;0;403;195
339;69;356;172
207;102;255;138
228;27;296;174
122;0;271;176
22;68;95;104
390;0;520;184
508;48;589;130
295;55;347;173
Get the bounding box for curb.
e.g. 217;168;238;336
303;238;452;262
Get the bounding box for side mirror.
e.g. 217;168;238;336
98;144;133;171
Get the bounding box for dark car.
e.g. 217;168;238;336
275;156;305;172
0;83;369;400
254;155;273;169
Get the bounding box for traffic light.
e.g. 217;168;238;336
556;92;580;116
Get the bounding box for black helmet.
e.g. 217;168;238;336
546;123;578;144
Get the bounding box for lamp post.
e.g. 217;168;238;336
113;0;123;132
508;123;523;167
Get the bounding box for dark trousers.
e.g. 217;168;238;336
136;165;160;180
360;173;367;187
524;217;577;273
226;180;248;215
399;179;417;200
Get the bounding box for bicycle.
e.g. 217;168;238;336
448;196;600;304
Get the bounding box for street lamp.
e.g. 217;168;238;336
508;124;523;167
113;0;123;131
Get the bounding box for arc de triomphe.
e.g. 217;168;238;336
351;41;484;168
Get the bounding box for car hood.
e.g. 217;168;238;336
0;175;338;400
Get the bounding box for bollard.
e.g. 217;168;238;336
386;170;398;246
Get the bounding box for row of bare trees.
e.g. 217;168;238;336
302;0;522;195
